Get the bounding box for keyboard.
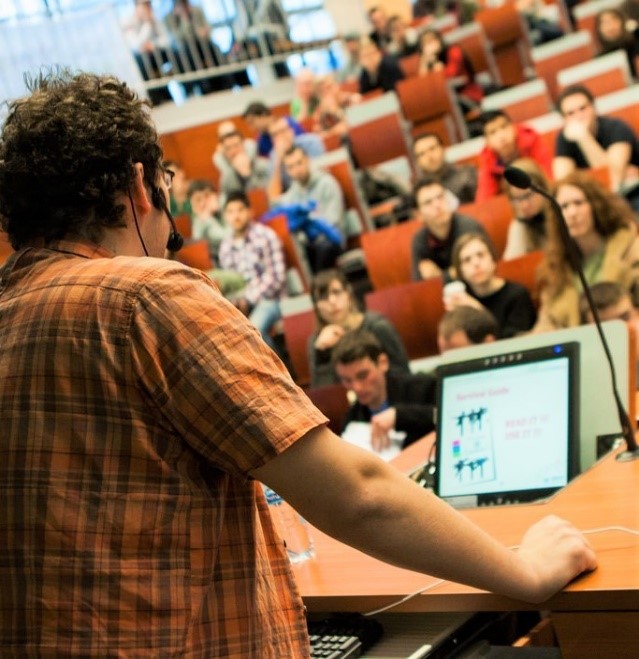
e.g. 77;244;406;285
308;613;383;658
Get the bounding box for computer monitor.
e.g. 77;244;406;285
434;342;580;508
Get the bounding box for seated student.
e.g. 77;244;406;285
164;159;192;216
242;101;304;158
267;116;325;197
213;121;270;198
535;172;639;331
290;68;319;124
218;191;286;352
275;145;345;273
448;233;537;338
502;157;551;260
595;8;639;78
333;330;437;452
312;73;360;140
386;15;420;58
553;85;639;212
358;37;405;94
308;269;410;386
413;132;478;204
418;28;484;114
475;110;552;202
579;280;639;324
411;177;487;282
367;5;392;50
188;179;229;259
437;305;499;352
515;0;564;46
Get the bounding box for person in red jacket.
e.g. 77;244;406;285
475;110;552;202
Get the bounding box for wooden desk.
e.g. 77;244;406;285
294;440;639;657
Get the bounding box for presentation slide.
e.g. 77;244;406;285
438;358;570;498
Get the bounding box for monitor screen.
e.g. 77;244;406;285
434;343;579;508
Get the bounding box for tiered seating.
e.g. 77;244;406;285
458;195;514;259
532;31;596;101
495;250;544;306
445;22;501;88
557;50;633;98
481;79;554;125
573;0;625;44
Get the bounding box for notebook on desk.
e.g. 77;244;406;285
434;343;580;509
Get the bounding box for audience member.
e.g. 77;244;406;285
502;158;551;260
275;145;345;272
121;0;173;105
387;15;420;58
308;269;410;386
358;37;405;94
579;281;638;324
164;159;191;216
243;101;304;157
312;73;360;139
333;330;436;451
449;233;537;337
411;177;487;282
335;32;362;83
418;28;484;113
553;85;639;211
187;179;245;296
367;5;392;50
290;68;319;124
515;0;564;46
535;172;639;331
476;110;552;202
595;8;639;77
267;116;325;197
213;121;270;197
218;191;286;351
164;0;231;93
0;70;599;654
413;132;478;203
438;306;499;352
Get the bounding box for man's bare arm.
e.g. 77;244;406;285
252;426;597;604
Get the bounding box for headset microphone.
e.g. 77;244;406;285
152;187;184;253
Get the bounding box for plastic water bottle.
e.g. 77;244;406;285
263;486;316;564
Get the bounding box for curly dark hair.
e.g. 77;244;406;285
0;70;163;249
539;171;636;293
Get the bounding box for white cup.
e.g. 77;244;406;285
443;280;466;304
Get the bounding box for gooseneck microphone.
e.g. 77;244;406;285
504;166;639;462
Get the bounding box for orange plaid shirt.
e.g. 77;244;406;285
0;241;327;657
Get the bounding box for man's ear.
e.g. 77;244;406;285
129;162;153;215
378;353;390;373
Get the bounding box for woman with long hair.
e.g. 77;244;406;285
535;171;639;331
308;269;409;386
447;233;537;338
595;8;639;77
502;158;551;260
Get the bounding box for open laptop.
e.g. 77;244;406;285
434;342;580;509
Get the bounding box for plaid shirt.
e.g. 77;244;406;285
218;222;286;305
0;241;326;656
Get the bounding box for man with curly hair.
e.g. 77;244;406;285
0;71;596;656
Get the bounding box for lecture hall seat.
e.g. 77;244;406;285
305;384;351;435
480;79;554;125
475;3;533;87
174;239;213;271
557;50;633;99
396;69;467;145
458;194;513;260
445;22;501;88
495;250;544;307
282;308;315;387
365;278;446;360
360;218;422;290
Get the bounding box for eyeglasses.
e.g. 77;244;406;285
163;168;175;190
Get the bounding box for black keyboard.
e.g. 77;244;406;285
307;613;383;659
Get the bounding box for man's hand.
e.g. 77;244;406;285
562;119;591;143
444;290;483;312
314;324;346;351
418;259;443;281
231;152;252;178
370;407;397;453
515;515;598;603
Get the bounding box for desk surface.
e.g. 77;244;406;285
294;439;639;614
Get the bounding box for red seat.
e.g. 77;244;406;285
365;278;446;360
458;195;513;259
262;214;310;293
496;250;544;306
282;309;315;387
173;213;192;239
175;239;213;271
305;384;351;435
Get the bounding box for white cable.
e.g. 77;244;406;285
363;526;639;616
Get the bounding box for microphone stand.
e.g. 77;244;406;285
504;167;639;463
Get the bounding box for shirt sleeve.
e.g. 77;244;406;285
244;226;287;305
130;266;327;477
